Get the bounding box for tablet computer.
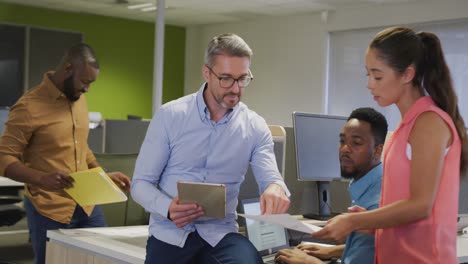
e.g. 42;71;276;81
177;181;226;218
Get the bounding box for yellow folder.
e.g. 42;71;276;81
65;167;127;206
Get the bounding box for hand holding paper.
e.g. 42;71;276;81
238;213;322;234
107;171;131;192
65;167;127;206
38;171;74;191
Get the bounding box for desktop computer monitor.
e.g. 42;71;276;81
292;112;347;219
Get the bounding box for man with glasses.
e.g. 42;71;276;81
132;33;290;263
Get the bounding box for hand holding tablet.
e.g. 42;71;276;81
177;181;226;218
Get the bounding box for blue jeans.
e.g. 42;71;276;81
145;231;263;264
24;197;107;264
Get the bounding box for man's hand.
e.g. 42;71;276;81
4;162;75;191
39;171;74;191
108;172;131;192
275;248;325;264
168;196;204;228
260;183;290;214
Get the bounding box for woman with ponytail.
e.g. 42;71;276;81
314;26;467;263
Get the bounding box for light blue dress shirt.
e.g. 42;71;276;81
131;84;290;248
341;163;382;264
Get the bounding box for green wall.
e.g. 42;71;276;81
0;3;185;119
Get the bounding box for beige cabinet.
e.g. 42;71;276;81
46;241;114;264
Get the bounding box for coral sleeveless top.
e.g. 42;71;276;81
375;96;460;264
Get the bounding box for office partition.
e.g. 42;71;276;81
104;119;150;154
95;153;148;227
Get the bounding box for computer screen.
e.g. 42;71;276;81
293;112;347;181
240;198;289;254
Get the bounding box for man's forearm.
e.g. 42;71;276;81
87;160;99;169
331;244;346;258
5;161;46;185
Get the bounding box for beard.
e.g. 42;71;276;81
341;167;358;179
63;75;80;102
218;92;240;109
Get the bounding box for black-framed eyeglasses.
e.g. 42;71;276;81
206;65;253;89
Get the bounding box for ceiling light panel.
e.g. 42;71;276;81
141;6;157;11
128;3;153;9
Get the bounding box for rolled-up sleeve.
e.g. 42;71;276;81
131;107;173;217
85;145;97;166
0;102;33;175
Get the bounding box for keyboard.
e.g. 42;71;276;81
263;254;276;264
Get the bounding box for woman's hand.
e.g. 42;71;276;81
313;213;355;243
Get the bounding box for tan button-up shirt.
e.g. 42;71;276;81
0;72;96;223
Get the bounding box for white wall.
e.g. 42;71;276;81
184;0;468;127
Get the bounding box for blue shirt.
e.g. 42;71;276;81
341;163;382;264
131;84;289;248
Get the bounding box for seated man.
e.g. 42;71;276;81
275;107;388;264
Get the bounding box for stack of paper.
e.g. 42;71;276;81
65;167;127;206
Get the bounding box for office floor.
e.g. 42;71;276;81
0;218;34;264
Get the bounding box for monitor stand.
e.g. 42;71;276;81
302;181;337;220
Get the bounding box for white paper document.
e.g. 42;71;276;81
238;213;322;234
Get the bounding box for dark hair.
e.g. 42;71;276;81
61;43;99;69
369;26;467;174
348;107;388;145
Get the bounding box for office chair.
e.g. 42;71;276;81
236;125;286;229
238;125;287;201
268;125;287;177
0;195;25;227
0;195;26;264
94;153;149;227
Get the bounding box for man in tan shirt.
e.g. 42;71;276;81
0;43;130;264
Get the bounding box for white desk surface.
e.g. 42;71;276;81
47;225;148;264
458;235;468;263
0;176;23;187
47;225;468;264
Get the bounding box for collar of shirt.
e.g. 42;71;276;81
42;71;68;101
349;163;382;203
196;83;237;125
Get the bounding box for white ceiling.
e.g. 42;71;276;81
0;0;422;26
